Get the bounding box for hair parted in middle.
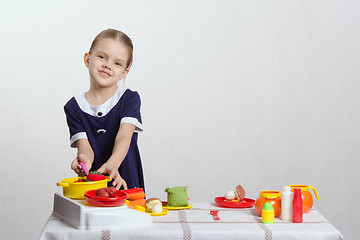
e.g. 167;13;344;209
89;29;134;70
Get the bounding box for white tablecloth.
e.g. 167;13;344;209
40;202;343;240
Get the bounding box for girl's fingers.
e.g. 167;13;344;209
113;177;127;190
109;170;116;180
114;180;122;190
71;160;78;171
97;166;105;174
112;174;128;190
112;173;121;188
122;179;128;190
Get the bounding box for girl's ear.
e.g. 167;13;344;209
84;53;90;68
120;68;130;80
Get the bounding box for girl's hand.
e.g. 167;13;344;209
97;162;128;190
71;153;92;176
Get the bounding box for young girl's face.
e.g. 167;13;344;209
84;38;129;89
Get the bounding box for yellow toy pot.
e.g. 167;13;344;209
57;176;110;199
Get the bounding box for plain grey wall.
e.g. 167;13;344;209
0;0;358;239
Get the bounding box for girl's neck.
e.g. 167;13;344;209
85;86;118;106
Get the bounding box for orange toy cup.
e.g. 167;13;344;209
255;191;281;217
288;185;319;213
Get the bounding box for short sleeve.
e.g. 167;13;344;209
120;91;143;132
64;98;88;147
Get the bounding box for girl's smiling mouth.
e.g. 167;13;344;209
99;70;112;77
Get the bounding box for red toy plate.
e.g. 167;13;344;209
214;197;255;208
84;190;128;207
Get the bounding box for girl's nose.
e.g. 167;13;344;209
103;63;111;70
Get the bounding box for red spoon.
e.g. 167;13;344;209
210;210;220;221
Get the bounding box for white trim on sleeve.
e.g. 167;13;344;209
70;132;88;147
120;117;143;132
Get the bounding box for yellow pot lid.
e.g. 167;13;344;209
260;191;281;199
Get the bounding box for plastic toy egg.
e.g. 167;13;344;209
152;204;163;213
225;190;235;200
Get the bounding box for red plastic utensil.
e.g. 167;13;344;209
210;210;220;221
79;161;89;175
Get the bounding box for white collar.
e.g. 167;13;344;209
75;88;127;117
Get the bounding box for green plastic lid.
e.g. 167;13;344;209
263;202;273;210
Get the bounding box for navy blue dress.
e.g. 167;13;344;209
64;88;144;190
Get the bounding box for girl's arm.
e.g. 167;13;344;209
71;139;94;176
97;123;136;190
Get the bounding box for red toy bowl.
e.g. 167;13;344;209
84;190;128;207
214;197;255;208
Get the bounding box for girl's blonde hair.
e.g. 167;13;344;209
89;29;133;69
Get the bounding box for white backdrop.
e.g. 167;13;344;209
0;0;359;239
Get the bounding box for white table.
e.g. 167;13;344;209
40;202;343;240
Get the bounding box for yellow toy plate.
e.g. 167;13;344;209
162;203;193;210
148;209;169;216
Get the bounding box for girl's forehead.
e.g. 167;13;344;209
93;38;129;60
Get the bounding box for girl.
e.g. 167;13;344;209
64;29;144;190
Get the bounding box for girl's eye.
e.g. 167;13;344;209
115;62;122;66
98;56;104;59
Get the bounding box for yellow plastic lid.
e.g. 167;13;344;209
260;191;281;199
